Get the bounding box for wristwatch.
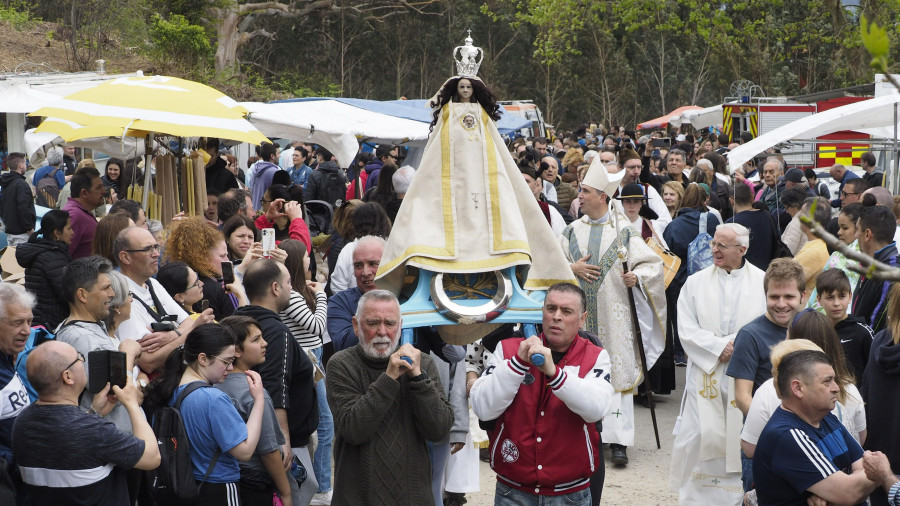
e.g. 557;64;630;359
410;371;428;382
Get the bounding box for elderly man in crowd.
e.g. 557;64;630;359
471;283;613;505
12;341;159;504
753;350;877;505
670;223;766;504
326;289;453;506
0;284;34;504
327;235;385;351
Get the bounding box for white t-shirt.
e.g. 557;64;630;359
331;238;358;293
116;276;189;342
741;378;866;445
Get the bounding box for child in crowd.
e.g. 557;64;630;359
815;269;874;384
218;316;293;506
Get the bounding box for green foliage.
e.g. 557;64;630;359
861;14;890;71
0;2;41;30
271;72;343;98
149;14;212;73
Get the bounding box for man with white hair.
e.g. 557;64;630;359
392;165;415;198
326;289;453;506
0;284;35;503
31;146;69;192
670;223;766;504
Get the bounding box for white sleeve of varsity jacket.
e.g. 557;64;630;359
470;344;524;422
547;348;614;423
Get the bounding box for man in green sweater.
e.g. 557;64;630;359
326;289;453;505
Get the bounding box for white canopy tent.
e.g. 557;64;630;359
672;104;723;130
727;92;900;172
242;101;376;168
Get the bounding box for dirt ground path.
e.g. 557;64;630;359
462;367;685;505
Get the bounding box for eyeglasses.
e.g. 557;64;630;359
125;244;160;254
187;278;202;290
840;191;859;197
209;354;236;366
709;240;742;250
64;351;85;373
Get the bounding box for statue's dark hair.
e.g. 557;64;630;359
429;77;501;132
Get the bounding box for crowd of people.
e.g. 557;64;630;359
0;108;899;506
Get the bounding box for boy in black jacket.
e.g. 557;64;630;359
817;269;874;383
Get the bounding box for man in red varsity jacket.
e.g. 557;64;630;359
470;283;614;505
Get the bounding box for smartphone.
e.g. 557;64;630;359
199;299;210;312
221;261;235;286
261;228;276;257
651;138;671;148
87;350;128;394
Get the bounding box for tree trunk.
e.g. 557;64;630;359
214;8;242;72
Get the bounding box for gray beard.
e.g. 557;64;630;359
359;336;399;360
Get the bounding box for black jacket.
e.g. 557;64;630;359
0;172;35;234
205;156;239;196
233;304;318;446
834;316;874;384
862;329;900;506
15;239;71;330
303;161;347;204
852;244;897;333
193;275;235;321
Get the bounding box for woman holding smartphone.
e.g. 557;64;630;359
144;324;266;505
166;216;247;320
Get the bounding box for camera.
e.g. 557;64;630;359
150;321;176;332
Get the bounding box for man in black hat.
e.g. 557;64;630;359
783;168;815;198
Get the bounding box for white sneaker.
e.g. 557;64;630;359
310;490;333;505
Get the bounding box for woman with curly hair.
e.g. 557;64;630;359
165;216;240;320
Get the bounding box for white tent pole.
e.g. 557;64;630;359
142;133;153;209
893;103;898;195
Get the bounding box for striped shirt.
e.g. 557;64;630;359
754;407;864;505
280;290;327;350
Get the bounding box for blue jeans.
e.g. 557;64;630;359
494;482;591;506
741;449;753;492
311;347;333;493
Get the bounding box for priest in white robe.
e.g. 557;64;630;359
669;223;766;505
559;157;667;466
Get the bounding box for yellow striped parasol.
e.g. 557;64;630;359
30;75;268;145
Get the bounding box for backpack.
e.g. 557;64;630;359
35;166;62;208
320;170;347;210
15;326;55;403
146;382;222;505
686;212;714;275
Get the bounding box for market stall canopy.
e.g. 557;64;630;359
247;98;532;160
23;127;151;159
727;92;900;171
0;85;62;114
669;104;723;129
636;105;702;130
30;75;268;145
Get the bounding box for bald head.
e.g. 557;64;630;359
863;186;893;207
28;341;80;396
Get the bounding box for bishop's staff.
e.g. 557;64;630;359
614;210;661;450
